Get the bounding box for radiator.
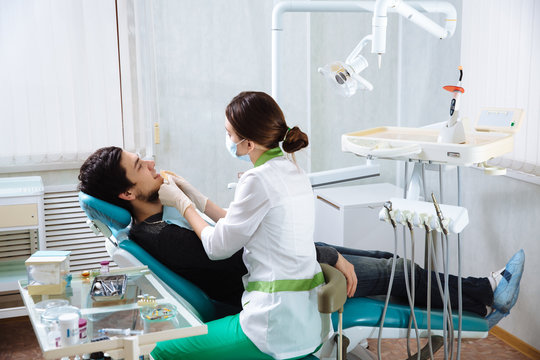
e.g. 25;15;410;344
43;185;114;271
0;229;37;262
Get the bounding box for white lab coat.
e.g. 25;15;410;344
201;156;331;359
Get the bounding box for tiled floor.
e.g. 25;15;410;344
0;316;533;360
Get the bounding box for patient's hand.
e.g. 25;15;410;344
334;253;358;298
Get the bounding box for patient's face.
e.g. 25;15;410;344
120;151;163;202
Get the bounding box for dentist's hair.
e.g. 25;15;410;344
78;146;134;213
225;91;308;154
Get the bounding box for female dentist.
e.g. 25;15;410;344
155;91;331;360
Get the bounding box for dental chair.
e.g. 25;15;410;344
79;192;488;359
78;192;240;323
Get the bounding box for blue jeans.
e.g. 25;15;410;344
316;242;493;317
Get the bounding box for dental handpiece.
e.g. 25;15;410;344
383;201;396;228
431;193;448;235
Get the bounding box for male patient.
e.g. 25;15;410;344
79;146;524;328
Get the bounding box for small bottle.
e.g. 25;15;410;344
48;322;61;348
79;318;88;342
100;260;110;273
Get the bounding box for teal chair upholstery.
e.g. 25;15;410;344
333;297;488;332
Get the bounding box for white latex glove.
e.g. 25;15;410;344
158;182;194;216
334;253;358;298
161;171;208;212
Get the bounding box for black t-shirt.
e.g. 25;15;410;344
129;213;247;307
129;212;339;308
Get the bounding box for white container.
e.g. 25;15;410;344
313;183;402;252
58;312;79;346
25;250;71;295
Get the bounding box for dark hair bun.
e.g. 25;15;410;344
282;126;308;153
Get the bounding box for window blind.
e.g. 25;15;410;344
0;0;123;169
460;0;540;176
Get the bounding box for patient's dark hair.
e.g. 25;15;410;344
78;146;134;213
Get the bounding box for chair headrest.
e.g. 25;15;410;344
78;192;132;233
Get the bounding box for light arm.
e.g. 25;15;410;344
372;0;457;67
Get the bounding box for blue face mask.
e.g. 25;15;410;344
226;133;251;162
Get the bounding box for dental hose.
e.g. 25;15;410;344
425;225;435;360
430;231;455;360
378;203;399;360
438;166;449;359
442;230;455;360
456;166;463;360
432;191;454;360
404;221;421;360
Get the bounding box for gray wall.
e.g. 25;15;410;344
453;167;538;347
149;0;309;207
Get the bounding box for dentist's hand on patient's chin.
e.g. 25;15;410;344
169;175;208;213
158;182;194;216
335;253;358;298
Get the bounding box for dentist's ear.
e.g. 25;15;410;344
119;190;135;201
246;140;256;151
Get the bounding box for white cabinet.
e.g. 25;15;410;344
313;183;402;252
0;176;45;317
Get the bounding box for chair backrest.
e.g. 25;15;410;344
78;191;239;322
78;192;132;240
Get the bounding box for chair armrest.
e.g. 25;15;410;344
318;263;347;314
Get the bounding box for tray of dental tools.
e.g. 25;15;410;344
90;274;128;302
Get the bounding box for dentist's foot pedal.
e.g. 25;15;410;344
402;335;443;360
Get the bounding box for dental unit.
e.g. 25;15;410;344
337;65;523;360
270;1;494;359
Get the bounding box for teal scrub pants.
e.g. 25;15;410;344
151;314;316;360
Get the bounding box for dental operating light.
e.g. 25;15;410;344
281;1;458;98
318;35;374;97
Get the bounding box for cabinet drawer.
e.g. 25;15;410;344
0;204;39;227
